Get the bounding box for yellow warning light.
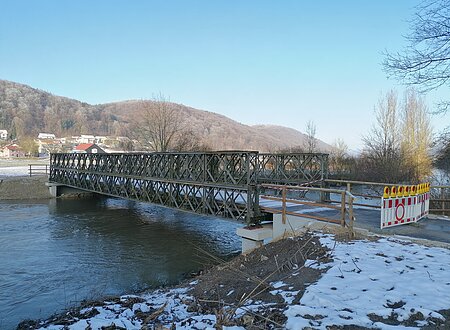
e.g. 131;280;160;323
397;186;404;197
383;186;390;198
390;186;397;198
405;186;410;196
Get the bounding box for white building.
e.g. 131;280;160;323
95;136;107;144
0;130;7;140
78;135;96;144
38;133;56;139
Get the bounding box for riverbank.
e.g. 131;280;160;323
17;229;450;329
0;176;51;200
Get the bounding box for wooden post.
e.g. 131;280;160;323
442;188;446;216
282;186;287;224
346;182;351;194
340;191;346;227
348;195;355;237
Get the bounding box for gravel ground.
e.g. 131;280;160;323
0;176;51;200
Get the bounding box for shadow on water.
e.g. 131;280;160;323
0;197;241;330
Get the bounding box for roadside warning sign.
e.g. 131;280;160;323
381;183;430;229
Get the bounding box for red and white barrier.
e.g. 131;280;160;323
381;183;430;229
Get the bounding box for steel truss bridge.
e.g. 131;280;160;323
49;151;329;225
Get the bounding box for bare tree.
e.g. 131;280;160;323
171;129;211;152
383;0;450;112
401;89;433;181
330;138;350;177
133;94;183;152
133;94;208;152
363;91;400;161
304;120;317;153
435;129;450;179
361;90;405;182
360;90;433;183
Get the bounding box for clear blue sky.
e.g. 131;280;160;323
0;0;448;149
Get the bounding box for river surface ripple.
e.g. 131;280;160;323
0;197;241;329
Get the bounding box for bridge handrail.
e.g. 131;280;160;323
325;179;450;216
28;164;49;177
325;179;396;187
260;183;355;230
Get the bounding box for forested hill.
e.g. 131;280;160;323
0;79;331;152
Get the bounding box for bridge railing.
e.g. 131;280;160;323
260;183;355;230
28;164;49;177
325;179;450;216
50;152;261;224
51;151;259;186
49;151;331;224
430;185;450;215
256;153;329;185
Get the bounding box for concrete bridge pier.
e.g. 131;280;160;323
237;224;273;254
45;182;91;198
237;214;341;254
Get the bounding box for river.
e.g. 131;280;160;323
0;197;241;329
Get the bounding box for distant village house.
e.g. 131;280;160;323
0;129;8;140
77;135;96;144
73;143;106;154
38;133;56;139
0;144;26;158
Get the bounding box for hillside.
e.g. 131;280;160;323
0;79;331;152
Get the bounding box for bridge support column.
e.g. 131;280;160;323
236;225;272;254
45;182;91;198
46;182;63;197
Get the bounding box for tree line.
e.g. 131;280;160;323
329;90;433;184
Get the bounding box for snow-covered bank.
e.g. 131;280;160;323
0;166;30;177
21;231;450;330
0;158;49;178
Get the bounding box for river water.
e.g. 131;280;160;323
0;197;241;329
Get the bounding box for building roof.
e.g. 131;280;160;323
5;145;20;151
75;143;94;151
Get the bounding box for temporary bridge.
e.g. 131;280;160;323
49;151;329;225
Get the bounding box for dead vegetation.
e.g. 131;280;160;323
16;231;333;330
180;231;333;329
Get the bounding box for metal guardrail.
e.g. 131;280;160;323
28;164;49;177
260;183;355;230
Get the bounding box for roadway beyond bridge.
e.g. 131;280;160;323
48;151;450;252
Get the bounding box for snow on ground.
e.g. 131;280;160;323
34;233;450;330
0;166;29;177
284;234;450;329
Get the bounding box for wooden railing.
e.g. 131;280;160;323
325;179;450;216
260;184;356;230
324;179;388;209
28;164;49;177
430;186;450;215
